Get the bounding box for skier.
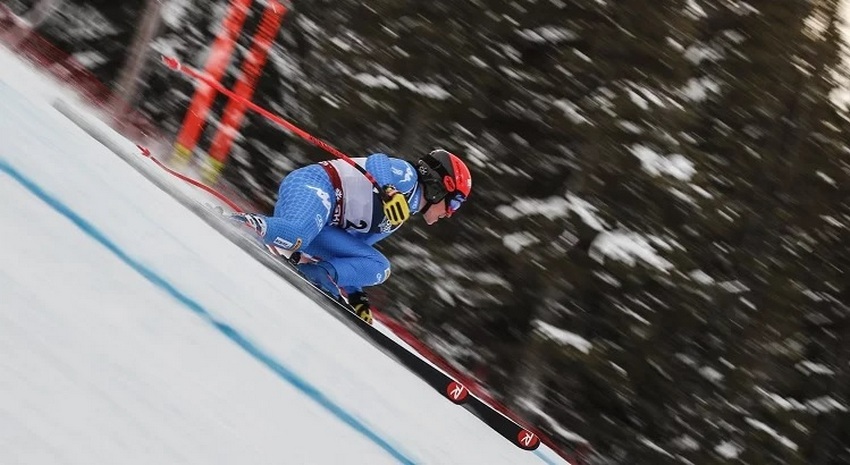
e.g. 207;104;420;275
234;149;472;324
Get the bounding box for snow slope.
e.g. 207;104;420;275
0;46;568;465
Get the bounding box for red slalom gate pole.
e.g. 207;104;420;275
162;55;385;197
205;0;287;183
171;0;252;165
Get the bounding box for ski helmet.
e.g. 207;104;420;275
416;149;471;216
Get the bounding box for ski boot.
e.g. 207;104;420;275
345;291;373;325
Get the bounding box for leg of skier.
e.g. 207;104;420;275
301;226;391;293
234;164;334;259
300;227;389;323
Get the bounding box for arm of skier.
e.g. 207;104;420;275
366;153;410;225
364;153;395;187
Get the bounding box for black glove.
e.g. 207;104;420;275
347;291;373;325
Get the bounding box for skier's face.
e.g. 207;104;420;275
423;198;449;225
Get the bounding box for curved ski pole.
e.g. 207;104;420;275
136;145;244;213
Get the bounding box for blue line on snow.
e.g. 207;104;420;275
0;158;416;465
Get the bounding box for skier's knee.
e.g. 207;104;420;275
371;255;391;285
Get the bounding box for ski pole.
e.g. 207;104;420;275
161;56;388;200
136;145;244;212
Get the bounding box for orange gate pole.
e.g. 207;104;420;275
203;0;286;183
172;0;252;165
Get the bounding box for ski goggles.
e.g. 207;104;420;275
446;192;467;217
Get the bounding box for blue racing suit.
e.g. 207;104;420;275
260;153;421;296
